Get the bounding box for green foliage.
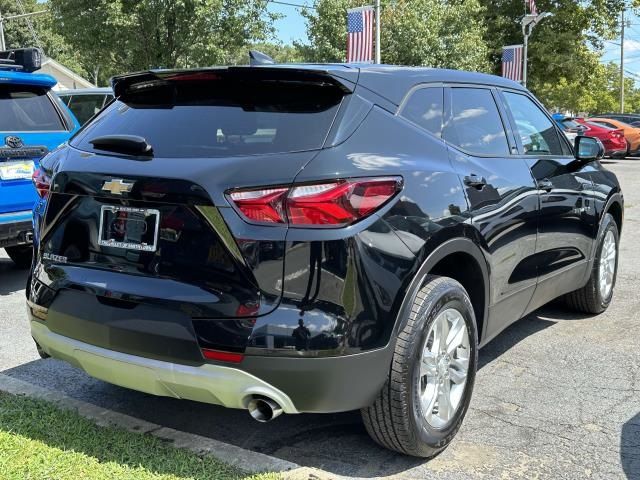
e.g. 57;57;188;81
479;0;640;112
228;42;305;65
0;0;86;77
298;0;489;72
47;0;278;85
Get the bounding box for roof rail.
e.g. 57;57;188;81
0;48;42;73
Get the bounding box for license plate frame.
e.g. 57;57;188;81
0;160;35;180
98;205;160;252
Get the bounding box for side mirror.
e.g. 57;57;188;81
574;135;604;162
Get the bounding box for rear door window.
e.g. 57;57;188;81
0;85;64;132
72;76;344;158
444;87;510;156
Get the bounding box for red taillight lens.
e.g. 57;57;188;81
32;168;51;198
201;348;244;363
288;178;400;226
228;177;402;227
229;188;288;224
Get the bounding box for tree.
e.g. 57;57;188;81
228;41;305;65
478;0;640;112
0;0;88;77
298;0;489;72
48;0;278;85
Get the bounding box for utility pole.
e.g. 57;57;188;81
0;11;6;51
0;10;48;51
620;8;625;113
375;0;381;64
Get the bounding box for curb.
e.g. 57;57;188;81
0;373;332;478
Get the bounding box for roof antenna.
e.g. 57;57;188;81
249;50;275;66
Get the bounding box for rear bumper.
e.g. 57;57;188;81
31;320;299;413
30;318;392;413
0;211;32;247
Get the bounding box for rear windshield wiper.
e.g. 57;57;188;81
89;135;153;157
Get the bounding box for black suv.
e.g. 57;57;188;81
28;64;622;458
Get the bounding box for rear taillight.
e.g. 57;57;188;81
613;129;625;140
32;168;51;198
229;188;288;224
228;177;402;227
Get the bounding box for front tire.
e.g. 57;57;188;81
361;276;478;458
564;213;619;314
4;245;33;269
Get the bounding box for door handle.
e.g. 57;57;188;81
537;178;554;192
463;174;487;189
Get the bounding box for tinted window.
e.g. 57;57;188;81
0;85;64;132
561;119;581;130
73;78;343;158
401;87;443;137
67;94;111;125
504;92;564;155
445;88;509;156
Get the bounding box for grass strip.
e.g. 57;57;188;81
0;392;279;480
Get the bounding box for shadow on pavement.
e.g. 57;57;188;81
477;302;593;369
1;302;601;478
0;258;29;297
622;412;640;479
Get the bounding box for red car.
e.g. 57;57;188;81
570;118;627;157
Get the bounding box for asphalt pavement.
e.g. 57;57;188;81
1;159;639;479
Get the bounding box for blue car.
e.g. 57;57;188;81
0;48;79;267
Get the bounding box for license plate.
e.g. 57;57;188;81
98;206;160;252
0;161;35;180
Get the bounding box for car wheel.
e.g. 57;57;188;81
361;275;478;458
564;213;619;314
4;245;33;269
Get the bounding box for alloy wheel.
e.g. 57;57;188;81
419;308;470;429
599;230;617;300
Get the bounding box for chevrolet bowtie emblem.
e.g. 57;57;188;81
102;179;134;195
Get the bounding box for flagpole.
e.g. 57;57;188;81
375;0;381;64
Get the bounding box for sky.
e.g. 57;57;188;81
602;10;640;82
268;1;310;45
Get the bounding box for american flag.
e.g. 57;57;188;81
502;45;523;82
347;6;374;63
527;0;537;15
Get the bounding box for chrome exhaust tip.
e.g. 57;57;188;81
248;397;283;422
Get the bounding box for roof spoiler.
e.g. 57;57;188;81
111;67;355;99
0;48;43;73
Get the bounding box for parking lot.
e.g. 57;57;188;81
1;159;639;480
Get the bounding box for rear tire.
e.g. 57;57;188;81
564;213;619;314
5;245;33;269
361;275;478;458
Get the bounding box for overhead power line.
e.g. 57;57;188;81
267;1;316;10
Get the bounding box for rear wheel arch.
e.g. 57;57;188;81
393;238;489;344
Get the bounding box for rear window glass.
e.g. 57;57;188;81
66;94;111;125
561;119;581;130
72;76;344;158
0;85;64;132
